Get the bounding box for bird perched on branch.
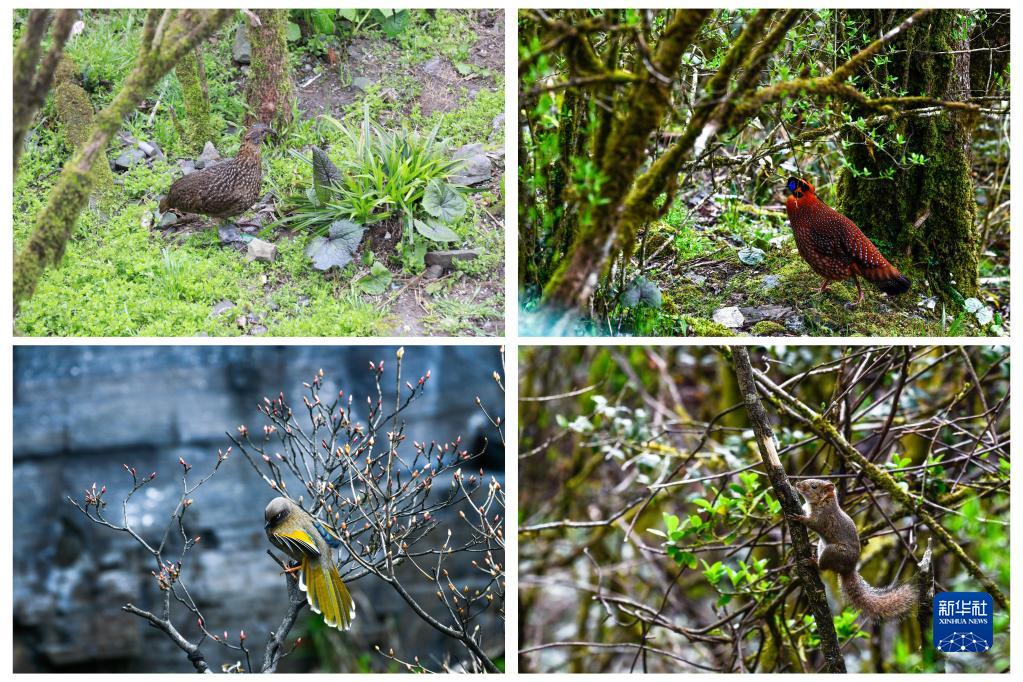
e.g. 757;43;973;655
264;497;355;630
159;123;273;221
784;177;911;304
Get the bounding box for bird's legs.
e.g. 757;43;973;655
851;276;864;305
281;561;302;577
817;279;832;294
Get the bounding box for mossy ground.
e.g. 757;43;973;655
14;9;504;336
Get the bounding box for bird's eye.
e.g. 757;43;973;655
787;178;797;192
810;482;817;488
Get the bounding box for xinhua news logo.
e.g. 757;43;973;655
933;592;993;653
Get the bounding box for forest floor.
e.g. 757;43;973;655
14;10;504;336
523;186;1009;338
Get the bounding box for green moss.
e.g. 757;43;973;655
175;48;213;153
750;320;787;336
53;59;114;196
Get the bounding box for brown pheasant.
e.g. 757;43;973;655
785;176;911;304
160;123;273;220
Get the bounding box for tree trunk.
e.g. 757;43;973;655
838;10;978;304
175;47;212;152
245;10;295;129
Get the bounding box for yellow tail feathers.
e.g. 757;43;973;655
299;557;356;630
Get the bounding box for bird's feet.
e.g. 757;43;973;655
281;562;302;577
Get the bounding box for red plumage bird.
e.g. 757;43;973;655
785;177;910;304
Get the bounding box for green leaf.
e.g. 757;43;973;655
311;147;342;203
413;218;460;243
311;10;335;35
356;262;393;295
286;21;302;42
422;181;467;223
621;276;662;309
455;62;474;76
304;220;365;271
337;9;360;21
375;9;410;36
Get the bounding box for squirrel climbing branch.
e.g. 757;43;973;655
731;346;847;673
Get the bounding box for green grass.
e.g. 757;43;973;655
14;9;503;337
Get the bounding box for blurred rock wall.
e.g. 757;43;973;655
13;345;504;673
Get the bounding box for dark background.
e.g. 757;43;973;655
13;345;504;672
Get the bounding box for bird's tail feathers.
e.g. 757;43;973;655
861;264;911;296
300;557;356;630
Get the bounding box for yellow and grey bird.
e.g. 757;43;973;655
264;497;355;630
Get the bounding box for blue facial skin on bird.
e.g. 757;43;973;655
264;497;355;630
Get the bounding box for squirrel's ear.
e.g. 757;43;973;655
823;481;835;492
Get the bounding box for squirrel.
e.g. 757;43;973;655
787;478;916;620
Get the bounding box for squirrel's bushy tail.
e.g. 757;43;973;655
839;571;917;620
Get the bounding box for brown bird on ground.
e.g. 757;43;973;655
784;176;911;305
159;123;273;221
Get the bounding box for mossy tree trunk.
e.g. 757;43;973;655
13;9;78;174
13;10;232;317
175;47;213;152
838;10;979;304
245;10;295;129
53;57;115;196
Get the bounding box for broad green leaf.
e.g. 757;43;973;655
413;218;460;243
356;261;392;295
422;180;467;222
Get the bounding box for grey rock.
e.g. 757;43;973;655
199;142;220;164
157;212;178;228
352;76;374;91
422;56;447;77
761;274;782;291
737;305;796;325
113;149;146;170
139;212;155;230
712;306;744;329
424;249;481;269
178;159;196;176
683;272;707;286
490;113;505;139
138;141;157;157
218;224;249;245
450;144;492;186
232;24;251;64
235;315;248;329
249;324;268;336
423;264;445;280
210;300;236;318
246;238;277;263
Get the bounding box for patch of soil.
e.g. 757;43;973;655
295;61;358;119
467;9;504;74
417;57;463;116
364;217;403;255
